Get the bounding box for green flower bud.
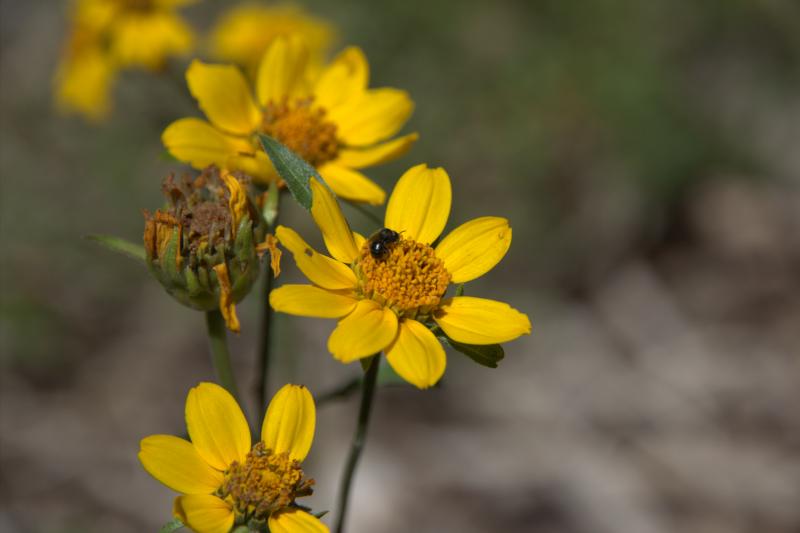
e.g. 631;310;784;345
143;167;266;331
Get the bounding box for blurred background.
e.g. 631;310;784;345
2;0;800;532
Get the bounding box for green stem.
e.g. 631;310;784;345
256;259;275;424
334;354;381;533
205;310;240;400
256;181;281;427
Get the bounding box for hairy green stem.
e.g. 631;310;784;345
334;354;381;533
205;310;240;400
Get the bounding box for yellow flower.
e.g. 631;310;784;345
269;165;532;389
80;0;195;70
53;26;116;121
139;382;328;533
162;37;417;205
54;0;195;120
210;3;335;76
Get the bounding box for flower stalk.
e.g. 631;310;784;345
205;310;240;401
334;354;381;533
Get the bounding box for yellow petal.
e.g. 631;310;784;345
353;231;366;249
226;150;277;184
328;299;398;362
314;46;368;111
54;44;115;122
269;509;329;533
261;384;315;462
256;233;282;277
139;435;224;494
318;163;386;206
162;118;252;170
275;226;357;289
335;133;419;169
270;285;357;318
256;35;309;105
384;164;451;244
186;59;261;135
110;12;193;70
434;297;531;345
309;178;359;263
173;495;234;533
329;88;414;146
220;171;247;233
385;320;446;389
269;508;329;533
435;217;512;283
212;263;240;333
185;382;251;471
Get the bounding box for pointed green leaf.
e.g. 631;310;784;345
86;234;146;263
258;134;323;211
159;518;184;533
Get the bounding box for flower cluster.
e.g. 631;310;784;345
70;3;533;533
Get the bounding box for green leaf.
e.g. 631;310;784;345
313;510;330;519
86;234;146;262
159;518;184;533
438;333;504;368
258;134;322;211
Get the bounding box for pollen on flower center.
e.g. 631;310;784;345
356;236;451;318
221;442;315;521
261;98;339;167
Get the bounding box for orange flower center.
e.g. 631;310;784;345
261;98;339;167
355;235;451;319
220;442;314;521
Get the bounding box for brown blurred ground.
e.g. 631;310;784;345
2;1;800;532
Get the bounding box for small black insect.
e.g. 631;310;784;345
368;227;400;259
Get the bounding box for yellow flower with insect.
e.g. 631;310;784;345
139;382;328;533
162;36;417;205
210;3;335;77
269;164;532;389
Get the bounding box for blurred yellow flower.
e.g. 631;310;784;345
55;0;196;120
82;0;195;70
269;165;532;389
139;382;328;533
54;26;116;121
210;3;335;76
163;36;417;205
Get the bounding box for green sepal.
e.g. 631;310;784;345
86;234;146;263
313;510;330;519
434;327;504;368
158;518;184;533
183;267;203;298
258;134;323;211
444;337;504;368
162;227;183;284
234;219;254;265
454;283;465;297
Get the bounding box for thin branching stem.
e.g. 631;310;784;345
334;354;381;533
